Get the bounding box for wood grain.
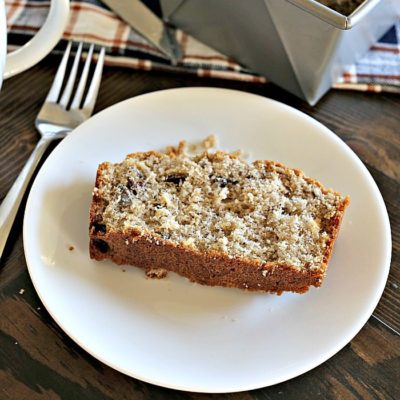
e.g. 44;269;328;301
0;54;399;399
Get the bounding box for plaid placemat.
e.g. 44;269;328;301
5;0;400;93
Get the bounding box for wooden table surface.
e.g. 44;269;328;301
0;54;399;400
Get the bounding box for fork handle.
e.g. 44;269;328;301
0;137;52;259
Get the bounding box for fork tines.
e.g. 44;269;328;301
46;42;105;114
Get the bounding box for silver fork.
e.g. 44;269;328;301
0;42;105;259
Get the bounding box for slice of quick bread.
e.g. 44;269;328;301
89;144;349;294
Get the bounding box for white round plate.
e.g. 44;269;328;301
24;88;391;393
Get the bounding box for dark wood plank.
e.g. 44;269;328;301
0;53;399;399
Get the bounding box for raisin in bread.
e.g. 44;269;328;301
89;145;349;294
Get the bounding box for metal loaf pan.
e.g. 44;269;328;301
161;0;400;104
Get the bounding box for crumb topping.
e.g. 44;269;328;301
318;0;364;15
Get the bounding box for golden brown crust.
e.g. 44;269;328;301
322;196;350;265
89;228;324;294
89;151;349;294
